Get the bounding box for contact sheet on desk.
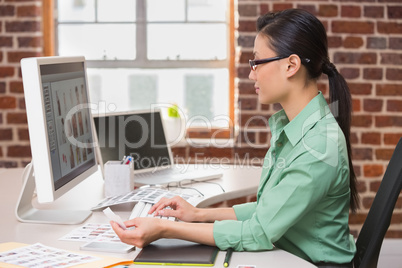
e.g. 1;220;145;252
91;187;199;210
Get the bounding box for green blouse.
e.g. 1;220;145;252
213;92;356;264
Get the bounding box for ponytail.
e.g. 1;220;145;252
323;61;359;212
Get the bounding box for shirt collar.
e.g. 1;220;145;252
268;92;331;147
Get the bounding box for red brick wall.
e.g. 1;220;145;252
233;1;402;238
0;0;41;167
1;0;401;238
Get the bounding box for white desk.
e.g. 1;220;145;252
0;166;315;268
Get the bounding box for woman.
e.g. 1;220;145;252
111;9;358;266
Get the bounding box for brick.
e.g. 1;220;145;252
370;181;382;193
273;3;293;12
18;36;41;48
386;230;402;239
0;96;17;109
334;52;376;64
381;53;402;65
0;82;5;93
349;213;367;225
389;38;402;50
349;83;372;95
341;5;361;18
343;36;363;48
6;112;27;124
238;4;258;17
387;6;402;19
363;99;382;112
238;20;256;32
18;98;26;109
239;97;257;111
238;66;251;79
362;196;375;210
5;21;40;33
350;132;358;144
18;128;30;141
238;36;254;48
367;37;386;49
17;5;40;17
361;132;381;145
0;148;2;157
375;148;394;161
378;22;402;34
0;128;12;140
0;67;14;78
7;145;32;158
332;21;374;34
364;6;384;18
239;81;256;95
0;37;13;47
328;36;342;48
260;4;269;15
363;68;382;80
259;131;269;144
386;69;402;81
7;51;39;63
376;84;402;96
260;103;270;111
240;51;253;64
352;148;373;160
10;81;24;93
387;100;402;112
352;99;361;112
363;164;384;177
239;113;270;128
297;5;317;16
0;5;14;16
384;133;402;145
375;115;402;127
339;68;360;79
319;4;338;17
238;131;256;144
352;115;372;127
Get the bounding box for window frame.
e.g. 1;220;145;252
42;0;235;139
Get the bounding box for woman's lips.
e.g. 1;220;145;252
255;87;260;94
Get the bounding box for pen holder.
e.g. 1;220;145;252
104;161;134;198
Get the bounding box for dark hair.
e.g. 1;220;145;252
257;9;359;212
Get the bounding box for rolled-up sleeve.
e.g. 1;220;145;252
213;133;341;252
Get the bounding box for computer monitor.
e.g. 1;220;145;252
16;56;98;224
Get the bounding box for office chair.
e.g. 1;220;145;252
354;138;402;268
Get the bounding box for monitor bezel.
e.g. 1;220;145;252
21;56;98;204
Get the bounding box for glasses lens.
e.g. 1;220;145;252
249;60;255;71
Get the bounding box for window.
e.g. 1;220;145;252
52;0;234;129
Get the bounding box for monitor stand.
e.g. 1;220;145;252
15;162;92;224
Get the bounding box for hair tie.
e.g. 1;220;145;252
323;62;337;76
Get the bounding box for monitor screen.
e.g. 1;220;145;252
93;110;172;172
40;62;95;190
21;56;98;205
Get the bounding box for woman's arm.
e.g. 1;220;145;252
111;218;216;248
149;196;237;222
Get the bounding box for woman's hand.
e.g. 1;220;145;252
110;217;164;248
149;196;200;222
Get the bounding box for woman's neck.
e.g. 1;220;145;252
281;82;319;121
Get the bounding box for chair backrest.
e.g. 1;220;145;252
354;138;402;268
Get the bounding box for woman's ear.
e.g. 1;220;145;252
285;54;302;78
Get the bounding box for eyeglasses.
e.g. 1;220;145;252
249;56;289;71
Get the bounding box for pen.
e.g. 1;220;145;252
120;156;127;164
223;248;233;267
